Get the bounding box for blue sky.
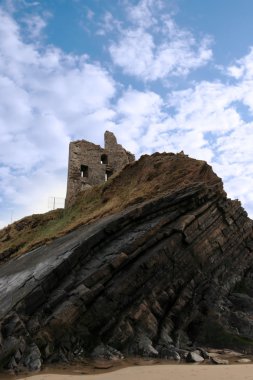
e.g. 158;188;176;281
0;0;253;228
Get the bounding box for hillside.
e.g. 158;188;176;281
0;152;253;372
0;152;223;260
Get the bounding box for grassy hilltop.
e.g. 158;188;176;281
0;152;223;260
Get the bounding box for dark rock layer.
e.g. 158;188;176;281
0;173;253;370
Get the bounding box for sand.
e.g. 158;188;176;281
15;364;253;380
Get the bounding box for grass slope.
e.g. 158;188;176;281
0;153;223;260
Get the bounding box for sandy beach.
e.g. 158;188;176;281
7;364;253;380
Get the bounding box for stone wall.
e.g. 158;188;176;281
65;131;135;207
104;131;135;172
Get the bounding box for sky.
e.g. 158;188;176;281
0;0;253;228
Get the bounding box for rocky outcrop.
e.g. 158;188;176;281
0;154;253;371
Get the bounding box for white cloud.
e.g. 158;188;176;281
228;48;253;80
166;85;253;216
110;89;164;152
227;65;244;79
0;7;116;225
117;88;163;117
109;1;212;81
126;0;161;29
22;14;47;40
96;11;122;36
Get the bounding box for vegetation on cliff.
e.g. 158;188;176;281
0;152;223;259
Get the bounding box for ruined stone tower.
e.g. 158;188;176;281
65;131;135;207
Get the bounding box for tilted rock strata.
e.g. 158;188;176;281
0;181;253;370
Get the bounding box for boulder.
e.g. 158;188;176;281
157;346;181;360
237;358;251;363
23;343;42;371
91;344;123;360
196;347;210;359
131;335;158;357
211;357;229;365
186;351;205;363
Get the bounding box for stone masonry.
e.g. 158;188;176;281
65;131;135;207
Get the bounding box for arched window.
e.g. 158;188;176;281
101;154;108;165
80;165;88;178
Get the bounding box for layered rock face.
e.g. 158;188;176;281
0;153;253;371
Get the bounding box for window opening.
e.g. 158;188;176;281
101;154;108;165
80;165;88;178
105;169;113;181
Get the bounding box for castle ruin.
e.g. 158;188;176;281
65;131;135;207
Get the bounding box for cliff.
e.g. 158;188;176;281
0;152;225;259
0;152;253;371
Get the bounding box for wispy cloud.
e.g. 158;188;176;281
96;11;122;36
21;14;48;40
126;0;162;29
110;88;164;152
228;47;253;80
108;0;212;81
